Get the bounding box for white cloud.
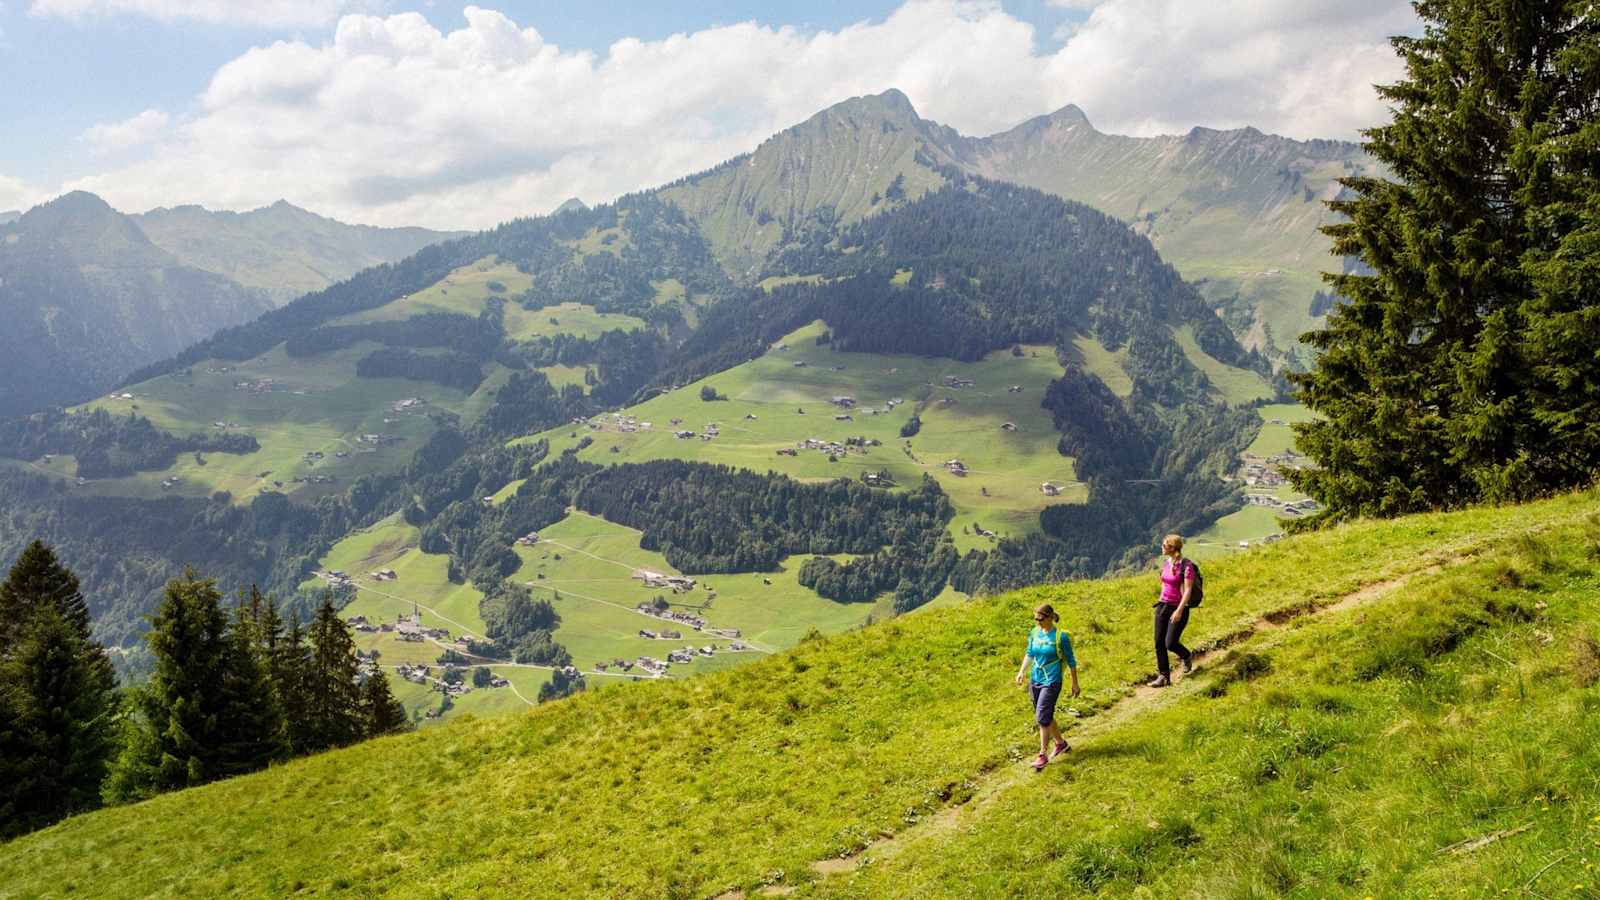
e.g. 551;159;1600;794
56;0;1417;229
0;173;47;212
29;0;372;28
81;108;170;153
1048;0;1414;140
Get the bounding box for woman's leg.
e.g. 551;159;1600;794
1165;606;1192;665
1153;604;1173;674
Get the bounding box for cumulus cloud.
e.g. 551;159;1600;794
81;108;170;153
0;173;47;212
58;0;1416;229
1049;0;1414;140
29;0;372;28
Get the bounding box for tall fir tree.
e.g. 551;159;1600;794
214;601;288;777
360;669;408;737
106;572;231;801
1293;0;1600;518
0;606;118;838
0;540;92;650
274;613;314;756
302;598;364;752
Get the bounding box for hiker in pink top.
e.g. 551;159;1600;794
1149;533;1196;687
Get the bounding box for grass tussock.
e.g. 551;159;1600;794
1571;627;1600;688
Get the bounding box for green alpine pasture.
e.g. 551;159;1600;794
298;505;918;725
54;255;639;506
329;255;646;342
1248;402;1318;458
71;343;474;504
529;321;1096;551
1171;324;1274;405
3;490;1595;898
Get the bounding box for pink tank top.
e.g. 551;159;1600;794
1160;557;1192;604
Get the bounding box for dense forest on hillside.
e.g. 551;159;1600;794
650;179;1262;583
576;460;955;573
657;177;1264;387
0;467;412;648
0;409;260;478
120;194;736;388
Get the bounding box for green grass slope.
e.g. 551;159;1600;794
300;509;895;725
527;321;1088;551
5;490;1595;898
69;342;479;504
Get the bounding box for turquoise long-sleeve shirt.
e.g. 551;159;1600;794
1026;625;1077;686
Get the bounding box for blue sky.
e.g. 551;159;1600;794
0;1;1416;227
0;1;1080;188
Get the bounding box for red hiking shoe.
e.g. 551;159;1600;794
1031;752;1049;771
1050;739;1070;759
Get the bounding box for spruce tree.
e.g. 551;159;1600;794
0;540;91;650
214;602;287;777
360;669;408;737
302;598;364;752
0;606;118;838
273;614;314;755
1293;1;1600;518
106;571;232;801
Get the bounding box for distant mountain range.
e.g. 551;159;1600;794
134;200;465;304
0;192;460;417
664;89;1373;366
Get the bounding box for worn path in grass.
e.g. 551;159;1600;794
782;509;1589;891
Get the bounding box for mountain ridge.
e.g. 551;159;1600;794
655;88;1372;365
0;192;275;417
133;197;465;303
0;191;463;417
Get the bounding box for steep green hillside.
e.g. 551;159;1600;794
660;89;966;280
0;192;275;417
3;490;1593;897
134;200;461;304
971;106;1378;366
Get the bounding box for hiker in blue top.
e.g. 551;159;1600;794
1013;603;1079;771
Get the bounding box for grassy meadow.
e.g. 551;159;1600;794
526;321;1093;551
3;489;1595;897
300;508;910;724
73;342;472;503
51;253;647;506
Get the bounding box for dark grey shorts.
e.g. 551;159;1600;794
1029;680;1062;727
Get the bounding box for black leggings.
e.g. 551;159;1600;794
1154;603;1191;675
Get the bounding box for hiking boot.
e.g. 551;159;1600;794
1147;674;1171;688
1050;739;1070;759
1031;752;1049;771
1181;655;1194;674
